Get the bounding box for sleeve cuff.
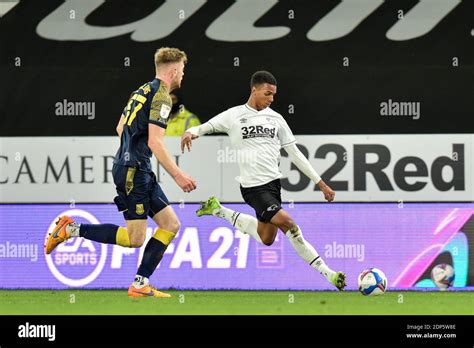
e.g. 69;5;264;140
207;122;216;133
149;119;167;129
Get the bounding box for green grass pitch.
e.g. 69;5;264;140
0;290;472;315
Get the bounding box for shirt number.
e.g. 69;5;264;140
123;94;145;126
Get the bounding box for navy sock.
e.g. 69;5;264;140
79;224;119;245
136;238;167;278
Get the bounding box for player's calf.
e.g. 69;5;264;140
45;216;141;255
282;222;346;290
124;220;148;247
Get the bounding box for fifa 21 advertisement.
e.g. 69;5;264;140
0;203;472;290
0;0;473;136
0;135;472;202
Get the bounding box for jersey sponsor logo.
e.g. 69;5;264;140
241;125;276;139
45;210;107;287
160;104;171;119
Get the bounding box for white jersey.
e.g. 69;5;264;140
208;104;296;187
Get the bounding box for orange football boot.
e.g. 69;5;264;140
128;283;171;298
45;216;74;254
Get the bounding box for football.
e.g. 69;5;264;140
358;268;388;296
431;264;455;290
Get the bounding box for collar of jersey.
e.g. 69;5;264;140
244;104;260;113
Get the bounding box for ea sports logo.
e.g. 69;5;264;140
45;210;107;287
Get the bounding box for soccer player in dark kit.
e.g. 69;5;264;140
45;47;196;298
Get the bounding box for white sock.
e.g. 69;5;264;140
133;275;149;288
285;226;335;282
66;222;81;237
214;206;263;244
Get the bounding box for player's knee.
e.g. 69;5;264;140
272;210;295;232
279;218;295;232
129;234;145;248
262;238;274;246
128;228;146;248
260;233;276;246
288;223;298;233
129;238;145;248
161;219;181;234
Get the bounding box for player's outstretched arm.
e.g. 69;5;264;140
181;122;214;153
182;110;231;153
149;124;197;193
284;143;335;202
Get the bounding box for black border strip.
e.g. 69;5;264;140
0;315;471;346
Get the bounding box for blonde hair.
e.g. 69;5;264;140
154;47;187;68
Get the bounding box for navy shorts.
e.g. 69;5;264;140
112;164;169;220
240;179;282;223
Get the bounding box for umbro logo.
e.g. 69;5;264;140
240;118;247;123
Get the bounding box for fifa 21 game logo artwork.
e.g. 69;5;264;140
43;209;253;287
17;0;467;42
6;204;471;289
0;203;471;289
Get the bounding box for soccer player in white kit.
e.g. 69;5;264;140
181;71;346;290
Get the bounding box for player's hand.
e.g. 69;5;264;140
174;171;197;193
181;132;199;154
318;180;335;202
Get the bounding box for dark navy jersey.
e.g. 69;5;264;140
114;78;172;172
